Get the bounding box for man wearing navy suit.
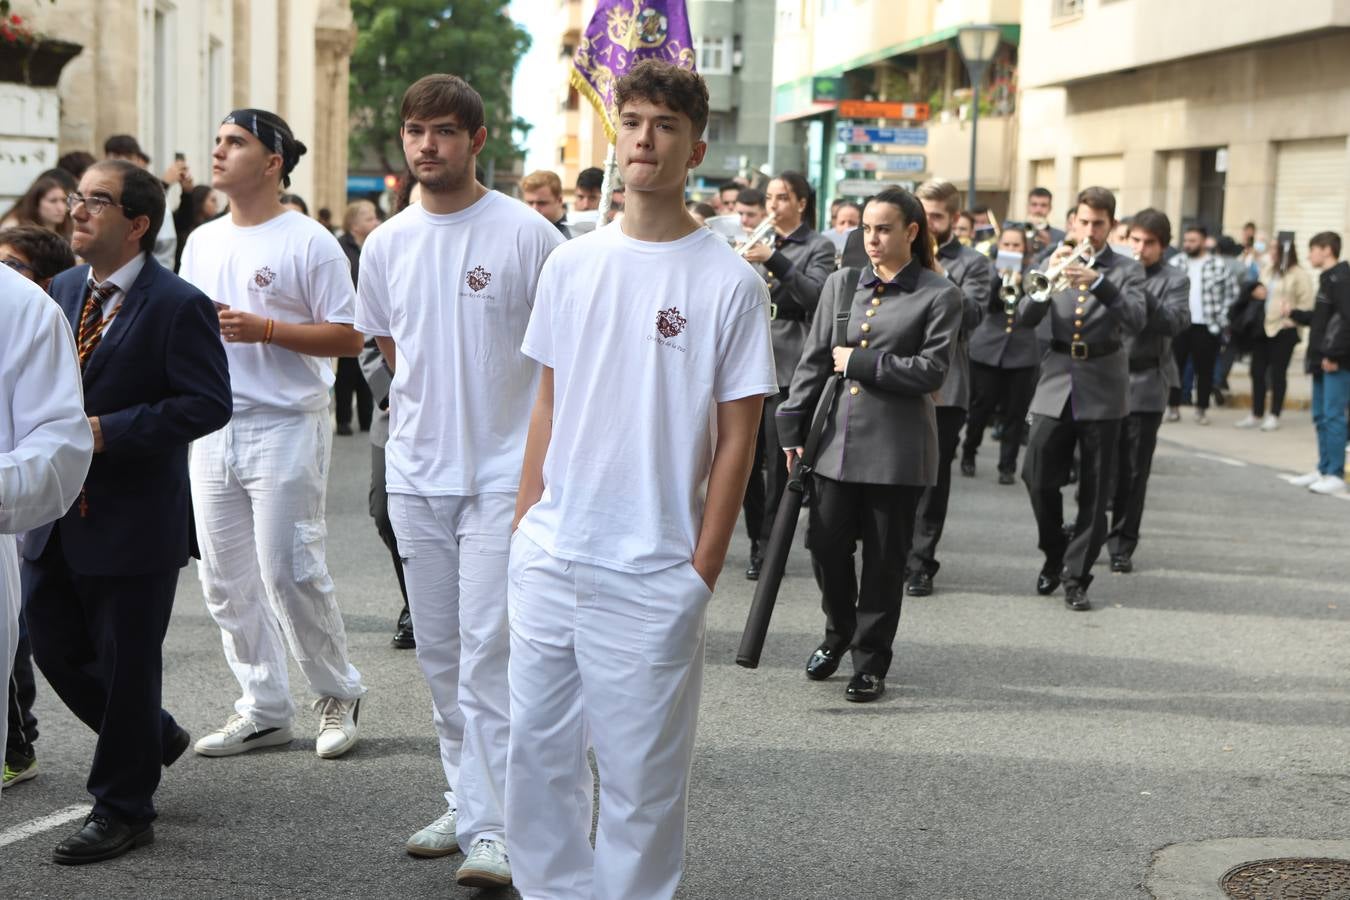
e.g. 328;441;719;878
23;160;232;864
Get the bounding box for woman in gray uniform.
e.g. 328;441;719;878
776;187;962;702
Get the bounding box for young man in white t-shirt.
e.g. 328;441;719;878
354;75;563;888
505;60;777;899
179;110;367;760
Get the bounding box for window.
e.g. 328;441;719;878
1052;0;1084;18
705;114;736;143
695;37;732;75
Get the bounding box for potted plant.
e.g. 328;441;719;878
0;8;81;87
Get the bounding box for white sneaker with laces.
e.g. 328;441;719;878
406;807;459;858
314;696;360;759
1259;414;1280;431
1234;414;1258;429
1290;470;1323;487
193;713;293;757
1164;407;1181;423
1310;474;1348;495
1193;410;1210;425
456;837;512;887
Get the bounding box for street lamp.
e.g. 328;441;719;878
957;24;1001;212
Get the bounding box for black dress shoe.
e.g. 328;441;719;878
998;470;1016;485
335;423;354;436
905;570;933;597
1064;584;1091;611
391;607;415;650
1110;555;1133;574
745;556;762;581
960;458;976;477
845;672;885;702
163;725;190;767
805;646;841;681
1036;572;1061;595
53;814;154;866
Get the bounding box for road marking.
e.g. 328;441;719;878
1190;451;1247;467
0;804;91;849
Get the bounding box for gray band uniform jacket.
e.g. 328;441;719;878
932;238;991;408
777;262;964;485
760;223;838;387
1127;263;1191;413
1018;244;1148;421
969;258;1041;369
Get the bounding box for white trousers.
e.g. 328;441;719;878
505;531;710;900
1;535;18;792
191;409;364;727
388;491;512;847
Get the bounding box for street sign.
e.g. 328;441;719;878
836;125;927;146
835;178;917;196
812;76;843;103
838;152;926;173
347;175;385;193
836;100;930;122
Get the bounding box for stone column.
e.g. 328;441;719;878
313;0;355;216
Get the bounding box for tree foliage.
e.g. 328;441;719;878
349;0;532;175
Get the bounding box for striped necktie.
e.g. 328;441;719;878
78;278;120;367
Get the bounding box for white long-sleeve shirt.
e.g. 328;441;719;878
0;265;94;769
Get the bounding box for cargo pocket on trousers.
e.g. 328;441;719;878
293;520;329;583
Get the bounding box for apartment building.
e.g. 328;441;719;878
5;0;355;215
1014;0;1350;245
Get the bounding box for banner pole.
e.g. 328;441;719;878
597;142;618;224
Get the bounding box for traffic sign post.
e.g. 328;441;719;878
838;153;926;174
836;125;927;146
836;100;930;121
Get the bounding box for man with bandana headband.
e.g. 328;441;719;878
179;109;369;760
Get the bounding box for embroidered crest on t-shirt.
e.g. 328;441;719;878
467;266;493;292
252;266;277;288
656;307;687;338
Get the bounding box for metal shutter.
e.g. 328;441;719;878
1274;138;1347;248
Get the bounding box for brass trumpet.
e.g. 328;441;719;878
1026;240;1097;303
736;213;777;258
999;270;1021;313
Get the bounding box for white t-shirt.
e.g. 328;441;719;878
354;191;564;497
517;224;777;574
180;210;356;413
1186;256;1206;324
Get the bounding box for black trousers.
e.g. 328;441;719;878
6;611;37;759
907;407;966;577
756;390;788;547
809;476;923;677
1107;411;1163;561
369;442;409;611
964;363;1036;475
740;402;768;552
335;357;374;430
1250;328;1299;417
1021;410;1121;589
1169;325;1220;411
24;529;181;824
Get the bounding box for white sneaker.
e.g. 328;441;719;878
1259;414;1280;431
193;713;293;757
1193;410;1210;426
1310;475;1348;495
406;807;459;858
1290;470;1323;487
1164;407;1181;423
456;837;512;888
1234;414;1258;429
313;696;360;759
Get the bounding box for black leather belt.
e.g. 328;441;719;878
769;303;808;322
1050;339;1121;360
1128;355;1161;373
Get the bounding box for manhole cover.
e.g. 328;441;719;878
1221;857;1350;899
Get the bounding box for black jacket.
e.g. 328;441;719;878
1293;261;1350;371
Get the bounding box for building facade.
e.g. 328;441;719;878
771;0;1021;227
4;0;354;215
1014;0;1350;245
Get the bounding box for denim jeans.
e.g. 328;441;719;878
1311;369;1350;477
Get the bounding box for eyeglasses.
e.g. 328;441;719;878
1;257;33;277
66;193;126;217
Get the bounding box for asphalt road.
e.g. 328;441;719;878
3;428;1348;899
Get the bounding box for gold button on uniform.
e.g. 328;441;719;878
1073;333;1082;340
1005;326;1013;333
849;386;860;396
871;298;881;306
1074;319;1083;327
860;339;869;348
861;323;871;333
1075;307;1084;315
1078;295;1087;302
866;309;876;317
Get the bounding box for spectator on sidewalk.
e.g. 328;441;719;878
1167;224;1236;425
1289;232;1350;495
1;174;74;240
1235;240;1313;431
335;200;377;435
